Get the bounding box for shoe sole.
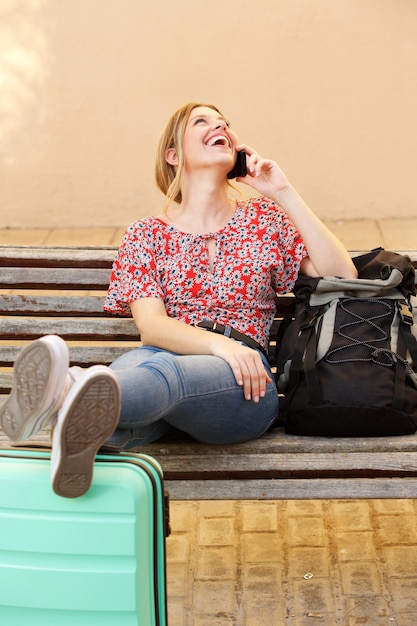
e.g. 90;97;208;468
51;367;120;498
0;336;69;441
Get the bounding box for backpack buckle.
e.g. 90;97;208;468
397;300;414;325
299;310;323;334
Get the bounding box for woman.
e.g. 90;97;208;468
1;102;357;497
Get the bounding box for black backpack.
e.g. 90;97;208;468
276;248;417;437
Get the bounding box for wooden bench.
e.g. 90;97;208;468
1;245;417;501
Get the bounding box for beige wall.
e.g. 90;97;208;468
1;0;416;228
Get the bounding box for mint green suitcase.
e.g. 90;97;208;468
0;448;169;625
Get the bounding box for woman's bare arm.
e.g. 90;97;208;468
130;297;271;402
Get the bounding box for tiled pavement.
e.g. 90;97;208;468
1;218;417;625
168;499;417;625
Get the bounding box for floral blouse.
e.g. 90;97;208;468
104;196;307;350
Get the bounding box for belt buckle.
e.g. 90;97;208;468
194;321;216;331
195;320;224;335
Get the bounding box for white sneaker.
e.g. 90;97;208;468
50;365;120;498
0;335;69;442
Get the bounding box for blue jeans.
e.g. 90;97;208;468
106;345;278;449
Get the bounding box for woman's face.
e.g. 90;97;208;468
179;106;239;175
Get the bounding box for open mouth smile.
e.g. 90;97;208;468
206;135;231;148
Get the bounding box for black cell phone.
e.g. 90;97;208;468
227;150;247;179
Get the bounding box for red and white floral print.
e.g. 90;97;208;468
104;196;307;350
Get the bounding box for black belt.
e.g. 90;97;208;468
194;320;268;358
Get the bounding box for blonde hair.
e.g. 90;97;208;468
155;102;241;211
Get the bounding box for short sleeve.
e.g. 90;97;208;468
103;221;165;316
271;202;308;293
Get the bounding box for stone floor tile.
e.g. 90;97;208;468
343;596;393;624
377;515;417;544
194;546;237;580
197;517;235;546
379;218;417;250
287;516;326;547
390;578;417;613
244;601;284;625
199;500;236;518
43;227;117;246
290;577;336;616
111;227;126;245
373;499;416;514
242;563;282;587
167;600;187;626
334;530;377;561
243;563;281;596
286;547;330;579
398;615;417;626
242;563;285;622
166;534;189;563
241;532;282;563
330;501;372;531
0;228;51;244
339;561;383;595
169;501;198;532
240;501;279;532
192;580;237;615
324;219;382;249
383;546;417;577
166;562;188;597
286;500;325;516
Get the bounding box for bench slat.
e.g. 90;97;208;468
0;295;106;316
164;477;417;500
0;346;136;372
138;429;417;454
0;245;116;267
143;451;417;479
0;296;292;318
0;317;137;340
0;267;111;289
1;428;416;482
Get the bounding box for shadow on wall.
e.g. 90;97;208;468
0;0;48;165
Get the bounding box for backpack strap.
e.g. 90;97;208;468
397;300;417;365
374;299;417;412
392;321;408;411
285;309;324;409
391;303;417;428
397;300;417;394
274;299;296;369
303;325;323;405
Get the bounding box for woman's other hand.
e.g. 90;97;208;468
234;143;290;197
210;340;272;403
